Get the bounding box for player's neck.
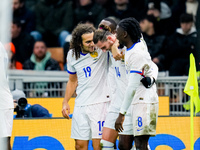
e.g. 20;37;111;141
126;41;134;50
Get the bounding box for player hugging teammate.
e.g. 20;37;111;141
62;17;159;150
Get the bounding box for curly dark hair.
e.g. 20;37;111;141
118;17;142;43
70;23;95;59
93;29;112;44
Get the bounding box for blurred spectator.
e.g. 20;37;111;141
186;0;199;23
147;0;175;35
13;0;36;33
24;0;40;11
4;42;23;69
140;15;166;71
106;0;145;21
95;0;114;11
23;41;61;70
34;0;74;47
11;19;35;66
95;0;109;5
23;41;61;97
73;0;106;28
165;13;197;76
195;0;200;70
12;89;50;118
170;0;186;29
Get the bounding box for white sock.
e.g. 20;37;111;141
100;139;114;150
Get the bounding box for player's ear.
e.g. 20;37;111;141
124;31;128;38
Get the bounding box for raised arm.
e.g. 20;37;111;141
111;39;122;60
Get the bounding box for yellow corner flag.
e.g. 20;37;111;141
184;53;200;114
184;53;200;150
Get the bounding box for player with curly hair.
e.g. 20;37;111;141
62;23;110;150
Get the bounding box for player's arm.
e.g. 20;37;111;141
62;73;78;119
110;39;122;60
115;73;141;132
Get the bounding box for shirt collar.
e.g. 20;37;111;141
127;40;140;51
80;51;87;56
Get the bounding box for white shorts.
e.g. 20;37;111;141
104;111;133;135
131;103;158;136
0;109;14;137
71;102;109;140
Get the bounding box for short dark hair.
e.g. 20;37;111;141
93;29;112;44
103;18;117;27
34;40;47;47
98;18;117;33
70;23;95;60
12;19;22;28
144;15;157;26
118;17;142;43
180;13;193;23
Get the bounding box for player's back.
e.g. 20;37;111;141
67;48;110;106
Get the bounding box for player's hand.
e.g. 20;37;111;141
141;77;155;88
62;101;70;119
115;113;125;132
111;39;122;60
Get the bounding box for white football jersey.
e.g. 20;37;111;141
109;48;128;112
125;39;159;104
107;51;117;102
67;48;110;106
0;42;14;109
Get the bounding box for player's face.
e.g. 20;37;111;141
95;40;112;52
81;32;95;53
116;25;125;45
34;41;47;60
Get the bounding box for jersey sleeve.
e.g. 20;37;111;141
67;50;76;74
128;52;149;76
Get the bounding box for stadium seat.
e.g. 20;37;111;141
47;47;64;70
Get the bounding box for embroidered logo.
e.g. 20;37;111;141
90;51;98;58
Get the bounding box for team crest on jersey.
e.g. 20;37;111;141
90;51;98;58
